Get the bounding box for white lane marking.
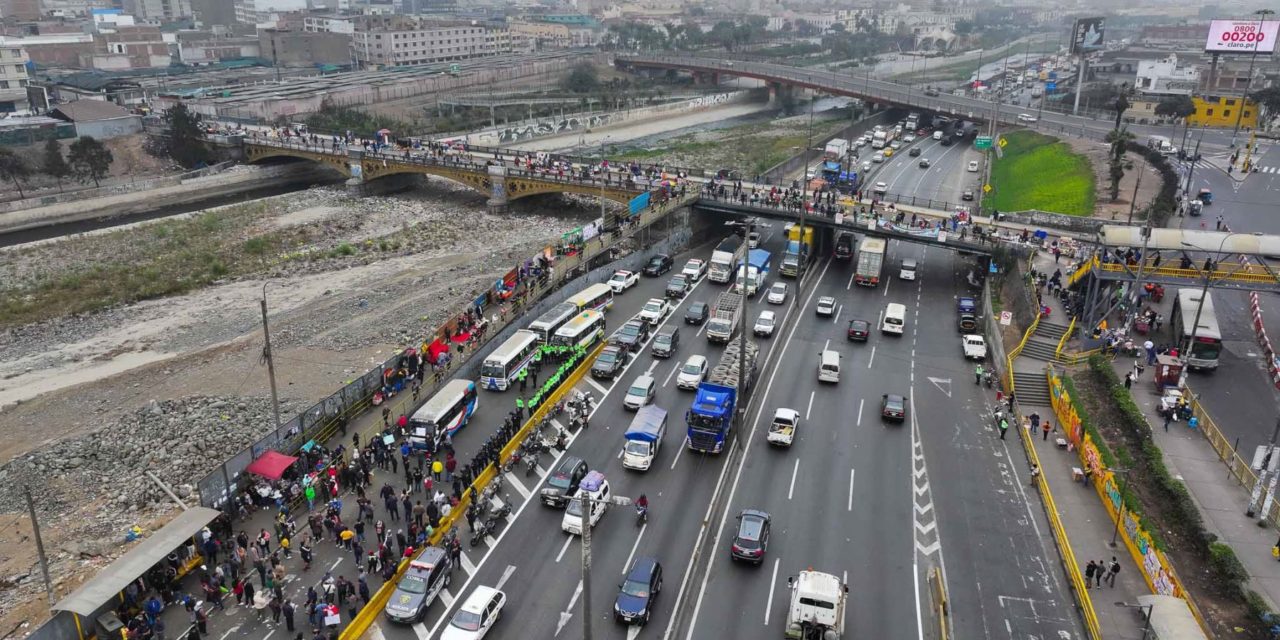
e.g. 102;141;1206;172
823;338;830;351
664;363;680;387
883;274;892;297
834;303;843;324
622;524;647;575
847;270;856;290
555;535;573;563
806;391;815;420
556;581;583;637
495;564;516;590
857;398;864;427
764;557;781;626
670;440;685;470
868;345;877;369
551;418;566;432
680;257;834;640
586;377;609;395
412;620;429;640
787;459;800;500
646;359;660;375
459;552;477;576
848;468;856;511
439;588;454;607
329;558;342;571
696;320;707;336
505;473;531;499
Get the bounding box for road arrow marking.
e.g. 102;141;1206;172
927;376;952;398
914;502;933;516
915;520;936;536
556;580;584;636
916;540;941;556
914;482;930;497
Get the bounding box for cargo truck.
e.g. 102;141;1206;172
706;290;743;344
685;341;758;453
780;226;814;278
784;570;847;639
622;406;668;471
734;249;771;297
823;138;850;161
709;236;745;284
854;238;886;286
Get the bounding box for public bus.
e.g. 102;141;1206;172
566;283;614;313
407;379;478;450
1170;288;1223;370
480;330;541;392
528;302;579;343
551;310;606;350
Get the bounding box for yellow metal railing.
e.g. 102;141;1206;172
1095;261;1280;284
1006;309;1041;394
929;566;950;640
1055;316;1076;359
1067;256;1098;287
341;343;604;640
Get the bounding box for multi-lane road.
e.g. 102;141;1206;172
367;217;1080;639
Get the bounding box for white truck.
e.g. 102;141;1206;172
854;238;886;287
962;334;988;360
767;407;799;447
824;138;850;161
1146;135;1177;156
871;129;888;149
784;570;847;639
706;291;743;344
709;236;745;284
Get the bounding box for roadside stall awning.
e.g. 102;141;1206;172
244;450;299;481
52;507;221;617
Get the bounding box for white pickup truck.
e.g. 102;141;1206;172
962;334;988;360
767;408;799;447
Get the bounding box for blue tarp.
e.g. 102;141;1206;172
628;191;651;215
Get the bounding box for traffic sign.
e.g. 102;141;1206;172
998;137;1008;149
974;136;993;150
1049;71;1058;81
1046;81;1057;92
1000;311;1013;325
983;184;993;193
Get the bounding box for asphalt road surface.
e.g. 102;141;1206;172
362;218;1080;639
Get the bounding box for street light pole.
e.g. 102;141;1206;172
1230;10;1273;147
260;284;282;433
577;493;632;640
1127;155;1147;225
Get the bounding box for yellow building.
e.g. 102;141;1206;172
1187;96;1258;129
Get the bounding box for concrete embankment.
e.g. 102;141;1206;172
0;163;336;239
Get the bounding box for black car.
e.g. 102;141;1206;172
642;254;673;277
384;547;452;622
615;557;663;625
540;455;589;507
847;319;870;341
685;301;709;325
665;275;690;299
651;326;680;358
881;393;907;422
611;320;650;352
730;509;771;564
961;189;974;201
908;147;922;157
940;137;953;147
592;345;627;379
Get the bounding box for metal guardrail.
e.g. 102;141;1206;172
1094;261;1280;285
1055;316;1076;360
1186;386;1280;527
1067;257;1097;288
928;566;950;640
1005;307;1041;394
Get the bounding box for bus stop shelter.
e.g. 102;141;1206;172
50;507;221;639
1137;594;1210;640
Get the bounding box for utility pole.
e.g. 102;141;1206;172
1127;155;1147;225
1182;126;1206;204
575;492;632;639
1231;10;1273;147
260;286;282;432
24;485;53;605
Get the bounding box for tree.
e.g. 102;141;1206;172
1250;86;1280;114
562;63;599;93
795;20;820;37
829;22;847;33
0;146;31;199
1112;84;1132;132
163;103;213;169
68;136;114;188
1154;95;1196;122
41;138;71;192
1105;129;1135;202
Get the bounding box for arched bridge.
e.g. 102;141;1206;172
243;140;645;213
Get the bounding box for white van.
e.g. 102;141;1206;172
562;471;610;535
818;349;841;383
932;130;944;141
882;303;906;335
899;259;917;281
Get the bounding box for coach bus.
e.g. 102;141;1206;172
1170;288;1222;370
407;379;478;449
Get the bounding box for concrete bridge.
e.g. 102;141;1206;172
242;139;646;213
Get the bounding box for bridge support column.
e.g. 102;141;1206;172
487;164;509;214
343;148;367;197
767;82;795;109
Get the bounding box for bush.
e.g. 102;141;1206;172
1123;142;1179;226
1209;542;1249;592
1246;590;1274;619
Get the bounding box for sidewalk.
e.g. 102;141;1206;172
1006;250;1152;640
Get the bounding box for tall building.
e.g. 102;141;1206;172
0;46;31;113
349;16;510;67
123;0;194;22
233;0;307;25
190;0;237;28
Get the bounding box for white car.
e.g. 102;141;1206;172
608;270;638;293
623;374;656;410
903;134;916;143
932;130;944;141
682;258;707;281
766;282;788;305
753;310;776;338
872;152;885;164
1017;113;1038;123
748;231;761;249
639;298;671;326
440;586;506;640
676;355;708;390
855;137;868;147
962;334;988;360
815;296;837;317
889;140;903;150
967;160;980;172
873;181;888;195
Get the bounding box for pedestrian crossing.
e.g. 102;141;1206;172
1254;165;1279;174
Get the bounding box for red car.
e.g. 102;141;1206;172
847;319;870;341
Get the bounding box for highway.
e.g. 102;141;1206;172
363;210;1080;639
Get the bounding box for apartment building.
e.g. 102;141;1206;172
122;0;194;23
0;46;30;113
349;17;511;67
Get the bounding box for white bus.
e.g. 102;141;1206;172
1170;288;1222;370
567;283;614;313
552;310;606;350
480;330;541;391
407;379;478;450
528;302;579;343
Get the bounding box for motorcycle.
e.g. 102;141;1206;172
525;451;540;477
491;495;512;520
983;370;995;388
502;451;522;474
470;516;498;547
635;504;648;526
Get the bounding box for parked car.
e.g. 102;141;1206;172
967;160;980;172
384;548;453;623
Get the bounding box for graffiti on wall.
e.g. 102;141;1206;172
496;113;612;143
689;93;731;108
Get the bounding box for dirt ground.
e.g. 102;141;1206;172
4;135;181;201
1060;136;1164;222
1075;371;1268;639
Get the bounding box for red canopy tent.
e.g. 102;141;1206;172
245;450;299;481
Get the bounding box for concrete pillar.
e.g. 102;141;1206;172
487;164;509;214
767;83;795;109
344;148;366;197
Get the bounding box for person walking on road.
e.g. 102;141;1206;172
1124;371;1133;389
998;417;1008;439
975;364;984;385
1164;412;1173;432
1094;559;1105;587
1029;463;1041;486
1042;420;1052;441
1107;557;1121;587
282;599;296;632
1084;561;1097;589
